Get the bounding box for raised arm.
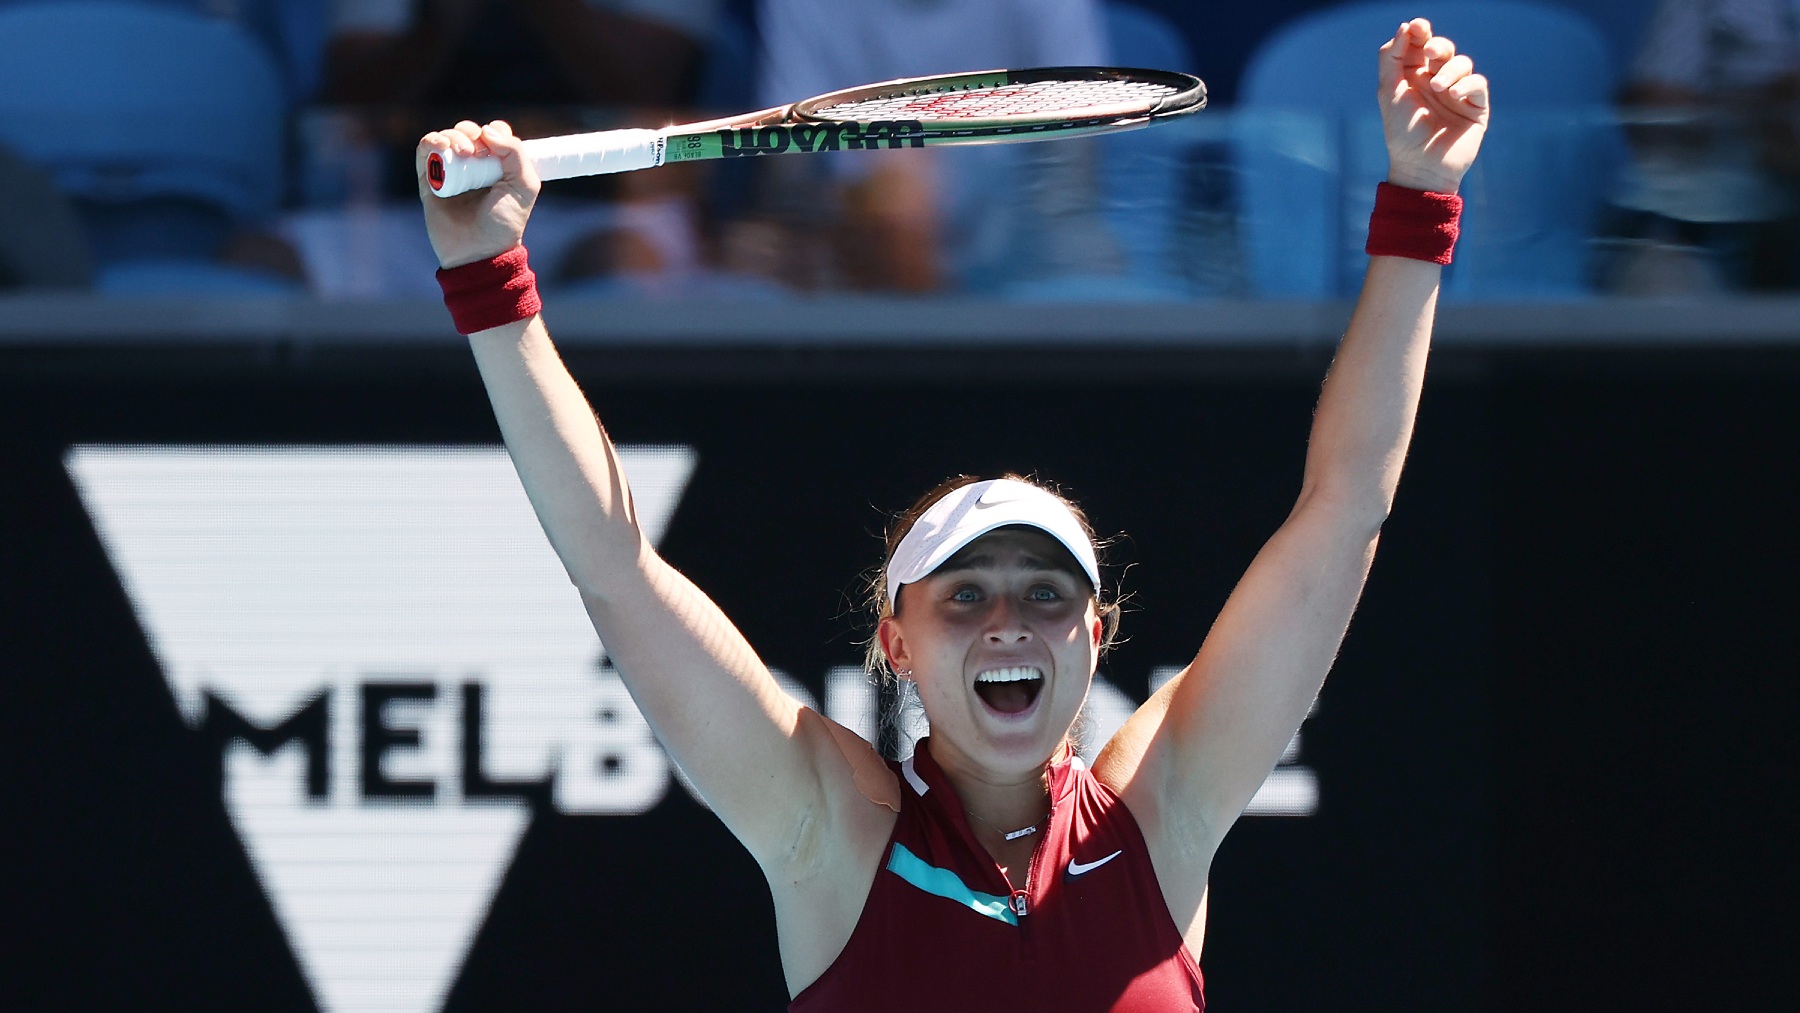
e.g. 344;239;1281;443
1097;17;1490;905
416;123;893;883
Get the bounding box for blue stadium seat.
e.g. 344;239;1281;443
99;260;306;297
0;1;296;295
696;13;758;112
0;0;333;103
1003;3;1203;301
236;0;332;103
1548;0;1661;73
1236;0;1624;299
1106;1;1197;74
1097;3;1201;297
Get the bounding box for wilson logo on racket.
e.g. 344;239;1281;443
717;120;926;157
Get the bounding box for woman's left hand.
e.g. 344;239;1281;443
1378;19;1489;194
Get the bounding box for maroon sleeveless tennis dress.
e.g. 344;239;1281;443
789;738;1204;1012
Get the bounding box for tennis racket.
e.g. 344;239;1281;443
426;66;1205;198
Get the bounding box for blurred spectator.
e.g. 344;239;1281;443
757;0;1107;102
323;0;721;107
0;145;94;290
281;0;727;299
1610;0;1800;292
742;0;1113;293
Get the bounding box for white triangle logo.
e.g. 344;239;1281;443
65;445;694;1013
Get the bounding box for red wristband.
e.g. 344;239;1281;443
436;246;542;335
1365;183;1462;265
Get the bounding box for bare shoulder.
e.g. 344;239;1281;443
817;712;901;813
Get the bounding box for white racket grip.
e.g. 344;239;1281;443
527;129;666;182
426;128;667;198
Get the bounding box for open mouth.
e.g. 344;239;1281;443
973;666;1045;716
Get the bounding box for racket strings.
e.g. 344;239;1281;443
816;79;1180;122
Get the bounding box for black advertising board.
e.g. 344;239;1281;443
5;344;1793;1011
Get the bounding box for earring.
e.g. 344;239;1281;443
894;668;913;677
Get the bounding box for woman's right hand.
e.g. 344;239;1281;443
416;120;541;269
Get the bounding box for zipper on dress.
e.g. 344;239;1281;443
1016;800;1057;928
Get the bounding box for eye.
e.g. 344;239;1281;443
1027;585;1062;602
949;585;983;603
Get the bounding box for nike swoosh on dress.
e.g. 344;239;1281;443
1065;849;1124;877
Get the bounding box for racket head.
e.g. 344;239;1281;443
791;67;1205;132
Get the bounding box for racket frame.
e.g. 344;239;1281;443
427;66;1206;195
660;67;1204;165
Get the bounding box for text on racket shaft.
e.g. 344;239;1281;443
669;120;927;161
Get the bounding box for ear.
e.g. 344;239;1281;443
1090;613;1103;650
878;615;913;678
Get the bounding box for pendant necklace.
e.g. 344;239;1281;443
965;806;1050;842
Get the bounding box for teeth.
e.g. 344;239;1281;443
975;666;1043;684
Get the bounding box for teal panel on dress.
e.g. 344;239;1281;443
886;842;1018;927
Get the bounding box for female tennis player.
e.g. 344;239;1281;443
418;19;1487;1011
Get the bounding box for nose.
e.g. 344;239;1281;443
984;597;1032;644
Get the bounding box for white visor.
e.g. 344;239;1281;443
886;479;1101;610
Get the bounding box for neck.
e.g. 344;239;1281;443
924;738;1063;834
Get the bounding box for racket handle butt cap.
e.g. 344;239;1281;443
427;149;503;199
